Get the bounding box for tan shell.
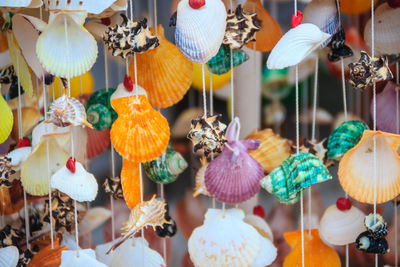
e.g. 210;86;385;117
193;157;210;197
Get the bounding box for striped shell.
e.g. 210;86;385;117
143;144;188;184
206;44;249;75
327;120;369;160
260;152;332;204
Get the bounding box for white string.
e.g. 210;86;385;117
230;48;234;121
210;73;213;116
395;62;399;267
341;58;348;121
202;64;207;118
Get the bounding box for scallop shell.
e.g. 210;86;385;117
128;25;192;108
193;157;210;197
246;128;292;173
36;11;98;78
60;249;107;267
28;239;67;267
120;160;141;209
364;3;400;56
339;0;377;15
51;160;98;201
21;137;68;196
0;0;40;8
7;146;31;171
260;152;332;204
327;120;369;160
86;128;110;159
251;236;277;267
267;23;331;70
31;121;70;149
0;93;13;144
175;0;227;63
0;246;19;267
11;107;40;142
339;130;400;204
243;0;282;52
110;94;170;162
45;0;115;14
244;214;274;241
319;204;365;246
206;44;249;75
373;81;400;134
110;82;147;101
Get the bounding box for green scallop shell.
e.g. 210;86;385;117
327;120;369;160
143;144;188;184
86;88;117;123
206;44;249;75
87;104;112;131
260;152;332;204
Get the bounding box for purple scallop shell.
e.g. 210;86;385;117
204;118;264;204
371;81;400;134
0;135;11;155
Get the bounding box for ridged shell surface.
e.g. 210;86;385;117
0;246;18;267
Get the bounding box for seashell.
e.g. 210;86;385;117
0;0;41;9
86;128;110;159
7;146;31;171
293;138;330;166
143;144;188;184
373;82;400;134
327;27;353;62
327;120;369;160
175;0;227;63
86;88;116;120
267;23;330;69
283;229;341;267
0;156;15;183
260;152;332;204
52;71;94;99
206;44;249;75
86;104;112;131
364;213;388;239
51;160;98;201
187;114;227;158
0;94;13;144
102;176;123;200
193;157;210;197
60;249;107;267
128;25;192;108
246;128;292;173
11;107;40;142
244;214;274;241
120;159;141;209
223;5;261;49
36;11;98;78
0;225;24;247
356;231;389;254
0;246;18;267
110;81;147;101
243;0;282;52
85;13;120;41
107;195;169;253
104;14;159;59
21;138;69;196
192;62;231;91
303;0;339;46
0;65;14;85
110;93;170;162
95;240;118;266
339;130;400;204
262;67;290;100
172;107;203;139
45;0;115;14
205;118;264;204
155;205;177;238
339;0;377;15
188;208;276;267
88;0;127;19
319;204;365;246
28;239;67;267
31;121;70;149
348;51;393;90
79;207;112;236
251;236;277;267
0;180;33;216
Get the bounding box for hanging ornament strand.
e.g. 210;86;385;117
395;61;399;267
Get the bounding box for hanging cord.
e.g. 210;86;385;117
395;62;399;267
209;73;216;209
202;64;207;119
229;0;234;121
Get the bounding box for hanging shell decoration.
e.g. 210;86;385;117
156;203;177;238
193;157;210;197
104;14;159;58
327;120;369;160
356;231;389;254
107;195;170;253
223;5;261;49
102;176;123;200
364;213;388;239
206;44;249;75
86;88;117;131
187;114;227;158
0;225;23;247
0;156;15;184
260;152;332;204
328;27;353;62
143;144;188;184
348;51;393;90
0;65;14;84
293;138;332;167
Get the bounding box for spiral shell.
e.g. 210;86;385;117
206;44;249;75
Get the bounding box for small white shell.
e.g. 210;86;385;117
51;161;98;202
251;236;277;267
175;0;227;63
31;121;70;148
7;146;32;171
319;204;366;246
0;246;19;267
79;207;111;236
85;13;120;41
60;249;107;267
244;214;274;241
45;0;115;14
267;23;330;69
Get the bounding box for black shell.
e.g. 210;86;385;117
327;27;353;62
356;231;389;254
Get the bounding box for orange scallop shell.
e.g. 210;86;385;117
86;128;110;159
243;0;282;52
339;0;377;15
283;229;341;267
121;159;141;209
129;25;193;108
110;94;170;162
27;239;67;267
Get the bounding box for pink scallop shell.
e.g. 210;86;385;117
86;128;111;159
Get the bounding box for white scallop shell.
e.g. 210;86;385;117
244;214;274;241
95;240;118;266
44;0;115;14
319;204;366;246
267;23;330;70
175;0;227;63
79;207;111;236
7;146;32;171
0;246;19;267
251;236;277;267
60;249;107;267
364;3;400;56
288;52;318;84
0;0;41;7
85;13;120;41
48;94;89;127
110;82;147;102
188;208;263;267
51;161;98;201
31;121;70;148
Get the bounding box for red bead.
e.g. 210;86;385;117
291;10;303;28
253;205;266;218
66;157;76;173
101;17;111;26
189;0;205;9
123;75;133;92
388;0;400;8
17;137;31;148
336;197;352;211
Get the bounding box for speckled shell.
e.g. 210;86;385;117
260;152;332;204
143;144;188;184
206;44;249;75
327;120;369;160
86;88;117;125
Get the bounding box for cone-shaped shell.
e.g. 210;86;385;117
175;0;227;63
206;44;249;75
129;25;192;108
110;94;170;162
339;0;377;15
0;246;18;267
267;23;330;70
319;204;366;246
121;160;141;209
60;249;107;267
339;130;400;204
327;120;369;160
243;0;282;52
246;128;292;173
86;128;110;159
260;152;332;204
0;93;13;144
51;160;98;201
28;239;67;267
